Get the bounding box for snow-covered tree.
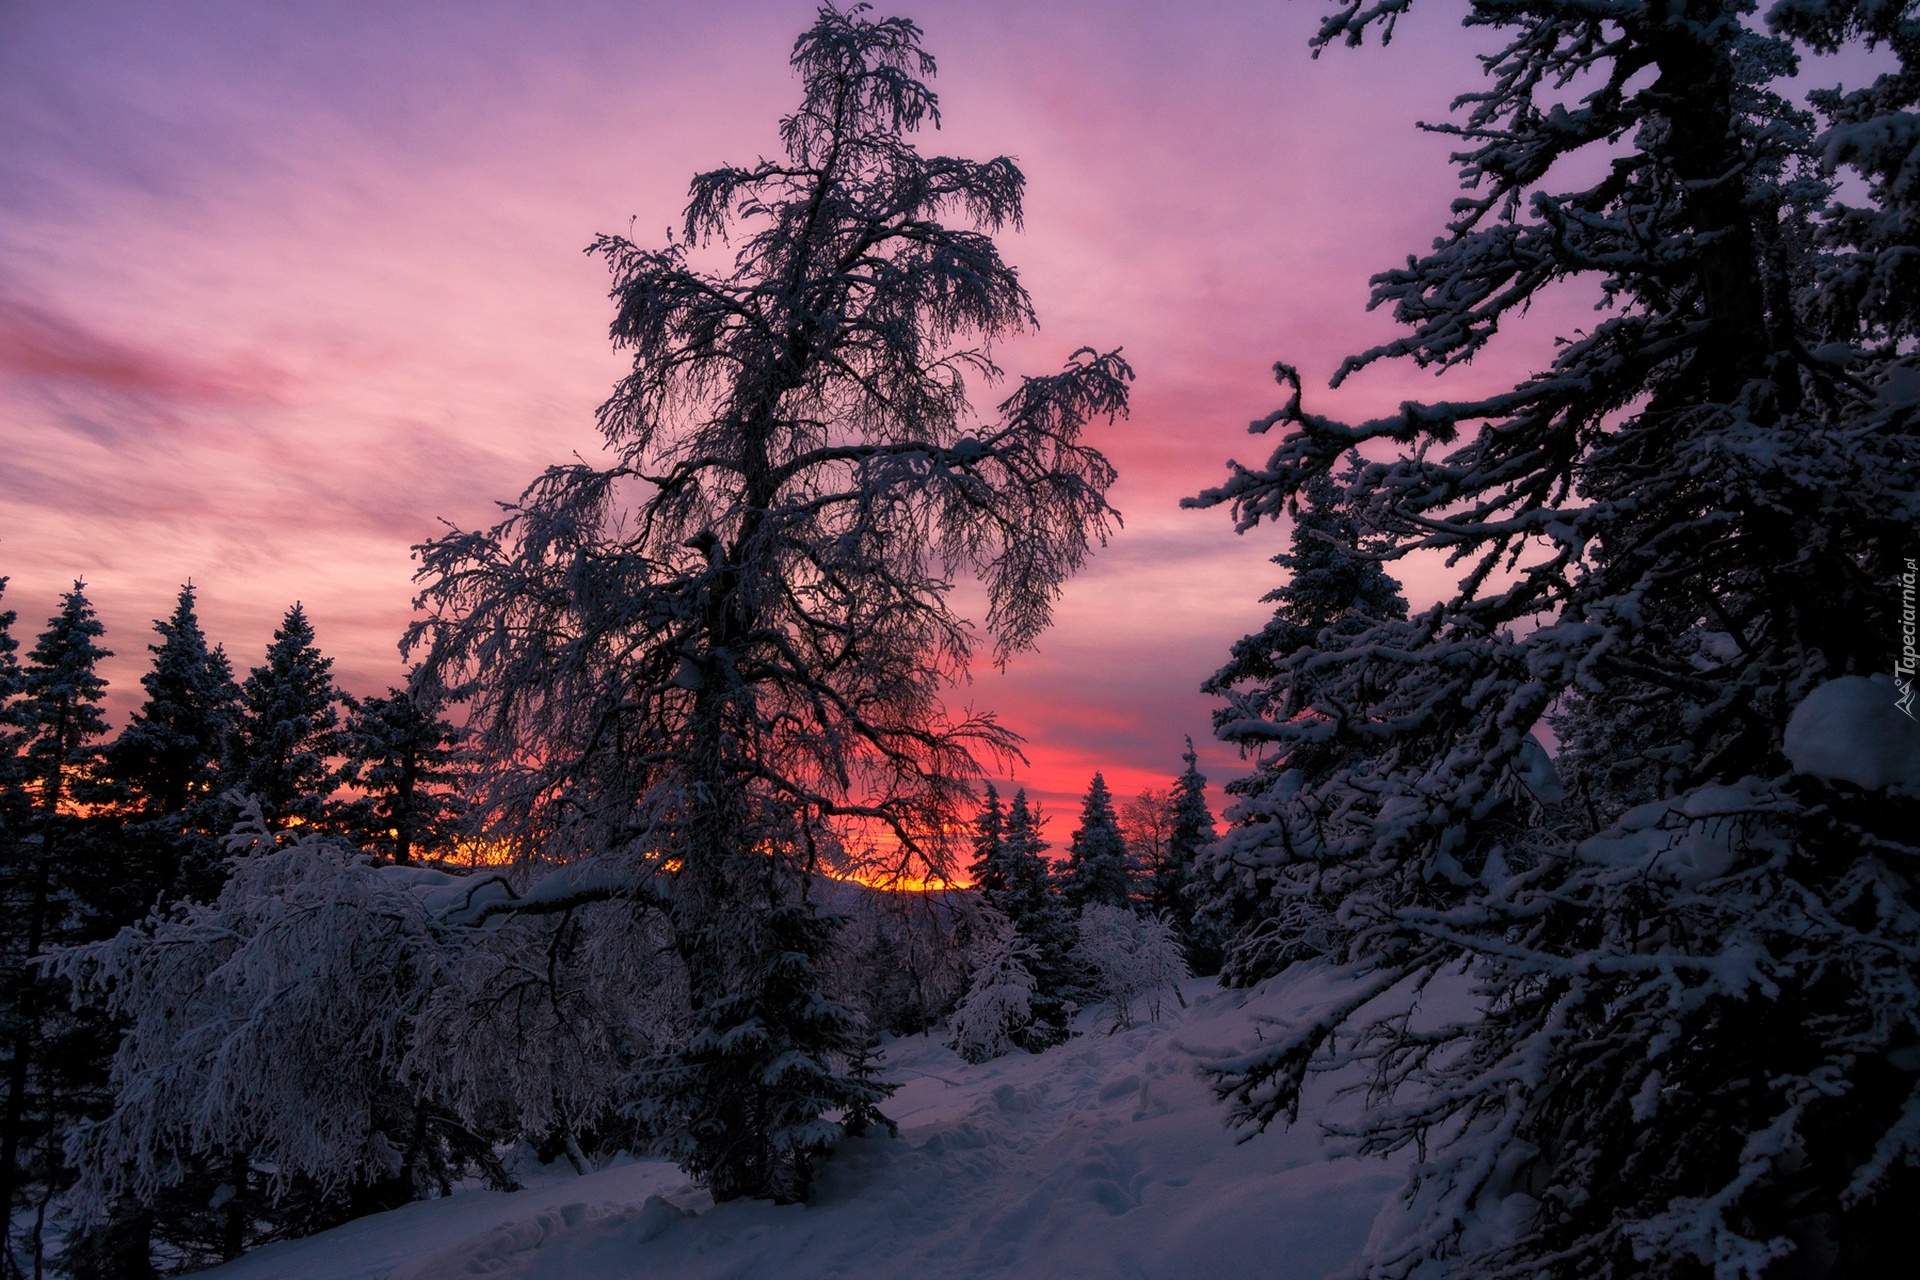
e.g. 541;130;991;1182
0;581;30;815
108;585;239;819
406;5;1126;1203
231;603;345;831
1060;773;1134;911
1190;2;1920;1276
994;789;1080;1049
56;818;679;1247
948;909;1038;1062
1159;739;1221;971
967;782;1011;899
339;682;473;865
1072;904;1186;1032
1197;464;1410;987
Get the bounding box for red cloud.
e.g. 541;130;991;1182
0;296;284;403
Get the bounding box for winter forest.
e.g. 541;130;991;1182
2;1;1917;1277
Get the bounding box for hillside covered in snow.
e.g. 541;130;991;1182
201;966;1419;1280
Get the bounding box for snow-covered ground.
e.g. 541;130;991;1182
205;966;1409;1279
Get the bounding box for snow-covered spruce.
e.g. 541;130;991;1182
1189;3;1920;1277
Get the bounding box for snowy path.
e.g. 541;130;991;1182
206;968;1407;1279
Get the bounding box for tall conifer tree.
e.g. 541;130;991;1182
109;584;239;817
966;782;1010;901
1159;738;1221;973
232;603;344;830
1060;773;1133;912
998;790;1077;1049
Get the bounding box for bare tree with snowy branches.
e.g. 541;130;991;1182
406;3;1128;1202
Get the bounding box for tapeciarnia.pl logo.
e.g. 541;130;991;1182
1899;558;1918;721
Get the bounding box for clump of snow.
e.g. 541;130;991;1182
1575;778;1782;887
1783;675;1920;791
1514;733;1564;802
198;967;1408;1280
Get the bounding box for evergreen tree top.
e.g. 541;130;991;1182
235;601;345;823
26;583;111;736
1063;772;1133;911
1003;788;1049;857
1169;738;1215;853
0;577;20;714
21;582;113;812
112;583;239;815
241;604;338;717
0;579;22;770
967;781;1007;892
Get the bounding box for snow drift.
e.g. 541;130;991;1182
198;966;1416;1280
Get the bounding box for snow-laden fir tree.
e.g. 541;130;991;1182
1159;738;1221;972
955;788;1077;1053
1000;790;1081;1049
231;603;345;831
406;4;1126;1203
1189;2;1920;1276
967;781;1010;900
1197;464;1410;987
339;682;472;865
1060;772;1134;912
107;584;239;819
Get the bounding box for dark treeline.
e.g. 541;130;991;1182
0;579;470;1276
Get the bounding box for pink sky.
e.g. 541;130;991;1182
2;0;1587;823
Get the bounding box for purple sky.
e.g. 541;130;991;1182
2;0;1603;819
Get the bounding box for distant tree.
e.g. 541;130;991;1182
108;584;239;818
1072;903;1186;1032
1117;785;1172;897
0;579;26;884
963;789;1077;1052
966;782;1010;900
406;5;1126;1204
1060;773;1133;912
231;603;345;830
948;910;1038;1063
339;682;472;864
0;580;24;797
1162;738;1221;974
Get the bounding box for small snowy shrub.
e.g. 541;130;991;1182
948;913;1038;1063
1074;905;1187;1031
54;827;679;1214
